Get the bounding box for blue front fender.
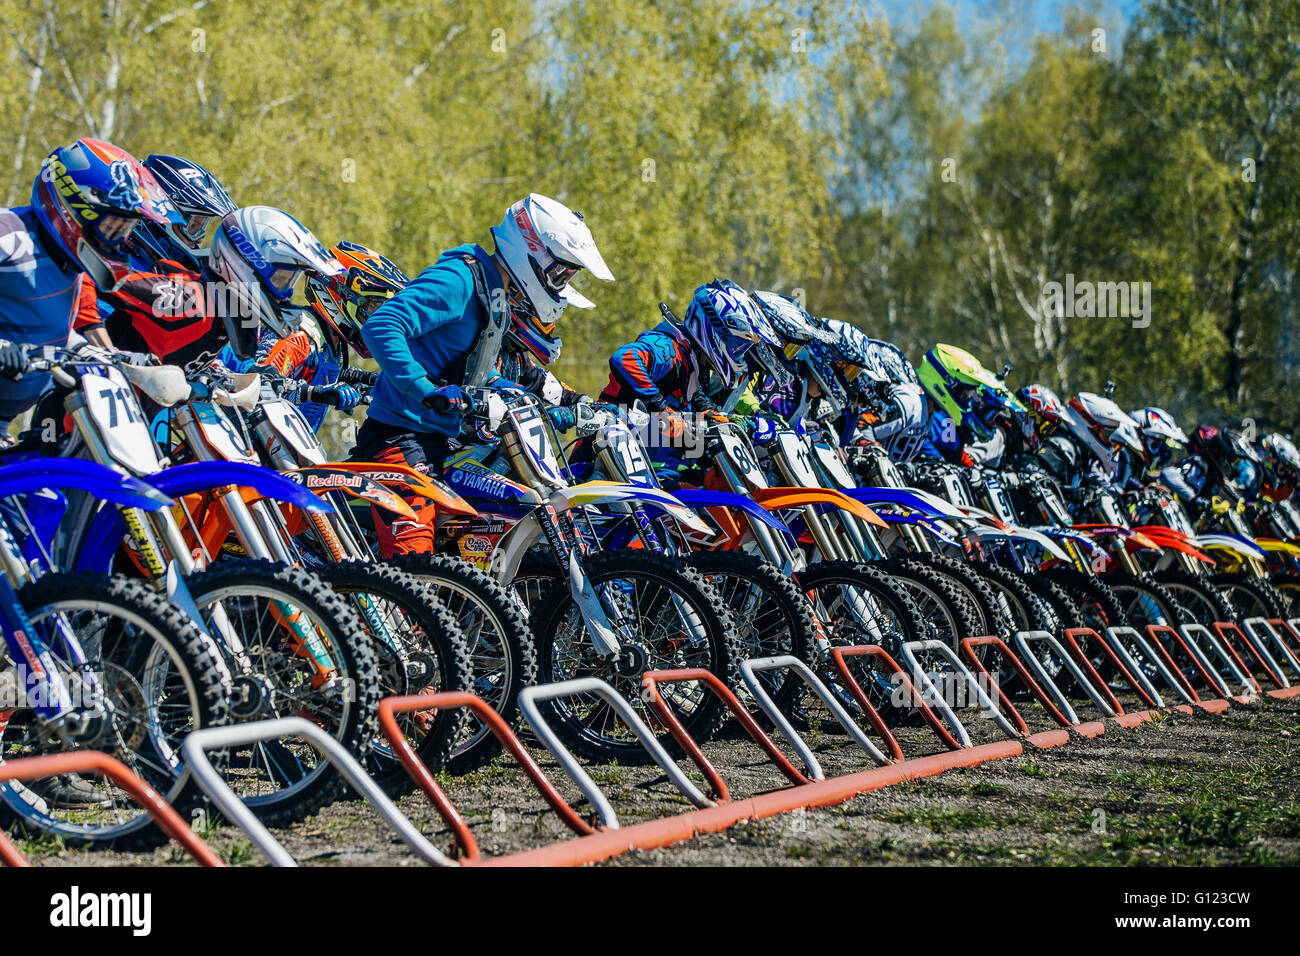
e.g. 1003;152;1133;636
144;462;333;514
841;486;963;519
871;508;961;548
671;488;791;534
0;458;171;511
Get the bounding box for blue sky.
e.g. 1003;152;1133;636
874;0;1145;48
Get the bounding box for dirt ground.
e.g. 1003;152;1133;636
17;685;1300;867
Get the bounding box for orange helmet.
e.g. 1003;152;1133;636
304;240;409;358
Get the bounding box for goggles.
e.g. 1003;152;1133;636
93;215;137;248
179;212;209;244
267;267;302;298
537;256;581;295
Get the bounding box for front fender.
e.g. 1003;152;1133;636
282;467;417;521
870;508;961;548
964;521;1072;562
1197;532;1267;561
318;460;479;517
0;458;171;511
72;461;332;575
670;488;791;534
147;462;333;515
842;486;967;520
752;486;888;529
1072;522;1163;552
1129;525;1215;564
551;481;713;536
1255;537;1300;558
1038;526;1111;563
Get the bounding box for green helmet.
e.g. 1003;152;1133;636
918;343;1024;440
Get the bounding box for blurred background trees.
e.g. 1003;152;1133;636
2;0;1296;440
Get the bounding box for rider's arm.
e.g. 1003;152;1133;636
262;330;313;378
71;277;112;348
361;264;474;404
608;340;670;410
1159;462;1201;504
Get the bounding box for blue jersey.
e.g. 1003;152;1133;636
0;207;90;421
600;321;701;412
362;243;503;437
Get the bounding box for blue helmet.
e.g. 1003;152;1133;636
682;279;780;387
133;155;237;268
30;138;174;290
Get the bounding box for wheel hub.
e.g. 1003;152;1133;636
230;673;277;720
611;643;650;678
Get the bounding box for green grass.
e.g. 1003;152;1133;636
879;806;1029;833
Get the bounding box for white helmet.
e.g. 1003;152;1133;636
490;193;613;325
751;290;834;345
873;383;928;462
1129;406;1188;445
208;205;341;353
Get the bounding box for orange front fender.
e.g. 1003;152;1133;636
318;460;479;517
1130;525;1216;564
752;486;888;529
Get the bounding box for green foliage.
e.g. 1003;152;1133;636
0;0;1295;431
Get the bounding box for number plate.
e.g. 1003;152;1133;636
718;432;768;490
264;399;325;466
82;367;161;475
194;402;257;464
811;441;856;489
775;430;821;487
604;424;656;486
509;406;562;485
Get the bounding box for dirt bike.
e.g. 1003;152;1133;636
24;349;382;825
0;454;230;848
434;387;741;763
564;402;819;717
232;374;525;777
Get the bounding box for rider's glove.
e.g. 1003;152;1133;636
1209;494;1231;515
0;340;25;380
422;384;473;415
657;408;689;441
546;405;577;432
1235;498;1246;515
313;383;361;413
700;408;730;424
116;350;160;367
751;416;778;446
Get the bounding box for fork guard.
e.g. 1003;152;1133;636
73;461;334;574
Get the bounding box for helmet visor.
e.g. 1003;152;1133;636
180;212;209;244
724;334;754;366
